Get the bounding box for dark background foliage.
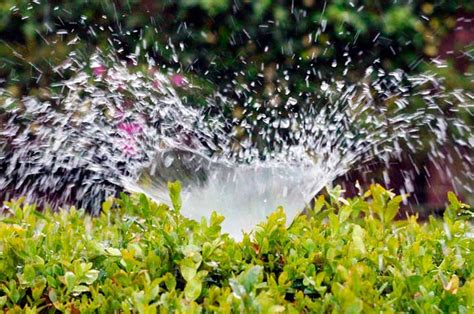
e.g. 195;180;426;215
1;1;472;95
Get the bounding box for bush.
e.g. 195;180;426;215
1;0;472;96
0;184;472;313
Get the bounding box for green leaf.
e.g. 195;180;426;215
328;185;344;204
0;295;6;307
338;205;352;224
48;288;58;303
101;198;113;214
239;265;263;293
72;285;90;294
447;191;459;207
313;195;325;214
64;272;76;289
446;191;469;219
210;211;225;227
84;269;99;285
344;298;363;314
23;265;36;283
163;273;176;291
371;184;385;216
180;258;198;282
407;275;422;292
184;277;202;301
229;279;246;299
139;193;150;217
328;212;339;235
31;280;46;301
385;195;402;223
351;225;367;255
278;272;289;286
148;279;161;300
168;181;182;211
105;247;122;257
269;305;285;313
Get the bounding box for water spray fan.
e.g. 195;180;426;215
0;56;472;240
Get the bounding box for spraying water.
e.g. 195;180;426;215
1;52;472;238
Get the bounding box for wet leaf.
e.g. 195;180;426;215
184;277;202;301
168;181;182;211
385;195;402;223
64;272;76;290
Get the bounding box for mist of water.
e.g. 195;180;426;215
1;52;472;239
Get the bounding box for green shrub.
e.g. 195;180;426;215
0;184;472;313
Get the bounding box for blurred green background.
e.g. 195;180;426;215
1;0;472;96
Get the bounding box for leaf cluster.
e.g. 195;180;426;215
0;184;472;313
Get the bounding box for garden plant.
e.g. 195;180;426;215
0;183;472;312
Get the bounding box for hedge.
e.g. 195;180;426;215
0;183;472;313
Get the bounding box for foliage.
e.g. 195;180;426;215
1;0;472;98
0;184;472;312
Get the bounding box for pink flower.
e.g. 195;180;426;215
92;64;107;76
170;74;186;87
118;122;142;136
117;121;143;156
